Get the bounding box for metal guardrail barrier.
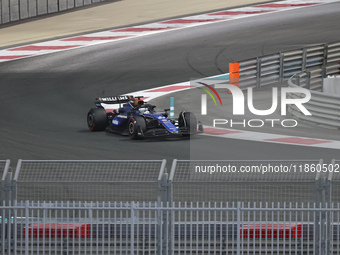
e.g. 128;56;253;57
238;41;340;89
287;63;340;128
237;41;340;128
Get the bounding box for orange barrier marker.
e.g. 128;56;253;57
229;62;240;93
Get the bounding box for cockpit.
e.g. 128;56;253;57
139;107;150;115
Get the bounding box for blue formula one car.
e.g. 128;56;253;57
87;95;204;139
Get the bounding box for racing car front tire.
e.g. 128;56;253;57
178;111;197;136
128;116;146;140
87;108;107;131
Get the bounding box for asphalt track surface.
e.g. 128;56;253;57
1;2;340;167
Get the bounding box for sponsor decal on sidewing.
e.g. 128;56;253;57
112;119;120;125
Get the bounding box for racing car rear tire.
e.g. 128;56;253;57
128;116;146;140
87;108;107;132
178;111;197;136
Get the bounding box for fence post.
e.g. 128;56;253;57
130;201;135;255
326;163;334;255
157;173;172;255
256;57;262;88
321;65;326;92
11;178;17;205
237;202;241;255
157;173;171;206
157;202;161;255
323;44;329;67
329;160;335;204
279;52;284;82
6;200;13;254
12;159;21;203
25;200;29;255
306;71;311;89
11;200;18;255
1;164;15;254
315;173;321;255
320;174;327;255
1;172;9;203
1;201;4;255
315;171;329;255
1;160;11;204
302;48;307;71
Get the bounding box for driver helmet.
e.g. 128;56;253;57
131;99;144;107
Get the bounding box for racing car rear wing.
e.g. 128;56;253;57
95;95;134;104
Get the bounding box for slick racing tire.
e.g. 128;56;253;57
128;116;147;140
178;111;197;136
87;108;107;131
